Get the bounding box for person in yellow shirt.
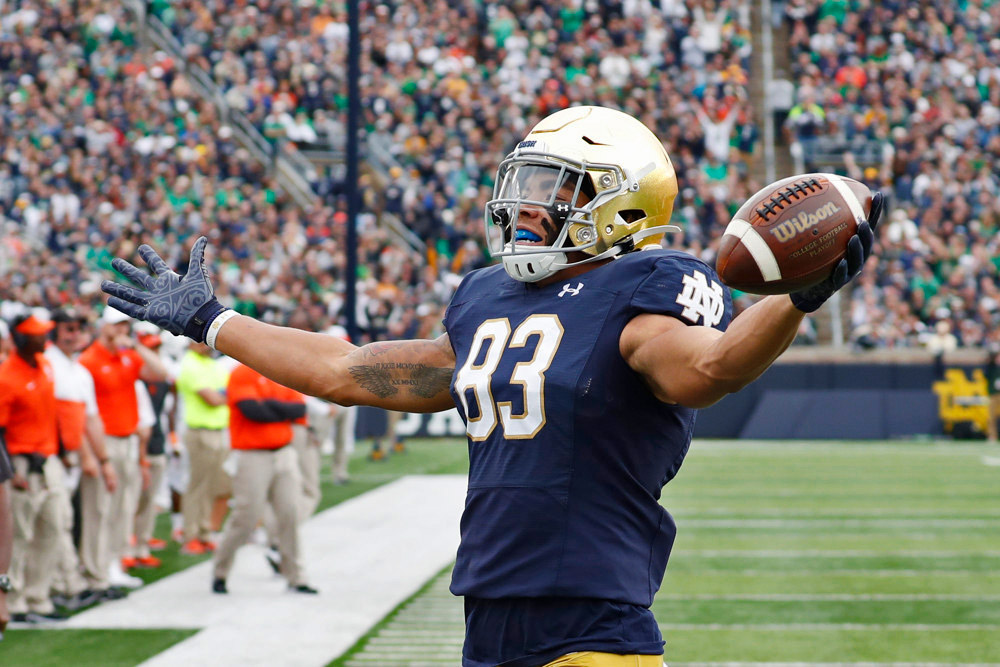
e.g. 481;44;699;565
175;341;231;555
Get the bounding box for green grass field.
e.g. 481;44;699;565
336;440;1000;665
0;438;469;665
4;439;999;665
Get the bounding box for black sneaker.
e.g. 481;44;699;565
101;587;129;601
289;584;318;594
212;578;228;594
50;593;71;608
57;589;103;611
14;611;69;623
265;548;281;575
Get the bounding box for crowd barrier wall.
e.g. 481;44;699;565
351;358;990;441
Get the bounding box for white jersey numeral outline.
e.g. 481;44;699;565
454;314;564;441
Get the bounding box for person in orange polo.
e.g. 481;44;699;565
211;363;316;595
78;306;166;591
0;312;67;622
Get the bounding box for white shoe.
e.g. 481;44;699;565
108;562;143;589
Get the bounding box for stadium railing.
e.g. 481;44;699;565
125;0;319;210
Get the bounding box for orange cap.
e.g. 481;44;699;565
14;314;55;335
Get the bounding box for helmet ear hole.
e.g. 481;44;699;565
618;209;646;224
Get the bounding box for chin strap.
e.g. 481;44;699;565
548;224;683;270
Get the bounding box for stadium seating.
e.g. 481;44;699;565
1;0;997;351
782;0;1000;349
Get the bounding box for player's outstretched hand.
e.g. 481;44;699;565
101;236;229;342
790;191;884;313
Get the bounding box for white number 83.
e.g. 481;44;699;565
454;314;564;441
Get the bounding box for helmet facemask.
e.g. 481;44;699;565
484;106;682;283
485;155;625;283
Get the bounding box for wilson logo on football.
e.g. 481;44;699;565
769;202;841;243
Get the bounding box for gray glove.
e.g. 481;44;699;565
101;236;228;342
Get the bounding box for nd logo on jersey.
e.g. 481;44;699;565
676;271;725;327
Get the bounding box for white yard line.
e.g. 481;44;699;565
678;570;998;576
657;594;1000;601
679;519;1000;528
659;624;999;631
670;663;1000;667
671;509;1000;517
676;550;1000;557
64;475;467;667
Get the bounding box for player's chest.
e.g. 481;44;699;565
448;284;621;441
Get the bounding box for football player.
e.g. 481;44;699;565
102;106;882;667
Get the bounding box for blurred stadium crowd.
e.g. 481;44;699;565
2;0;1000;624
1;0;999;351
782;0;1000;349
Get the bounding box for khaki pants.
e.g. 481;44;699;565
9;455;64;614
312;406;356;483
183;428;231;542
331;406;356;483
263;425;318;578
296;424;321;520
132;453;167;558
107;435;141;563
213;446;305;586
265;424;319;531
51;455;88;597
988;394;1000;441
79;465;112;590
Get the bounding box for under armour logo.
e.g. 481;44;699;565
558;282;584;298
555;203;570;212
675;271;725;326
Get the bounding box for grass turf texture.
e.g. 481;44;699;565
8;440;999;664
336;440;1000;665
1;437;468;664
0;629;196;666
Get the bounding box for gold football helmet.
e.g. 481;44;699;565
485;106;680;282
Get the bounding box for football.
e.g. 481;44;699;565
715;173;872;294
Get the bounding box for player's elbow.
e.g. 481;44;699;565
681;362;753;408
313;368;361;407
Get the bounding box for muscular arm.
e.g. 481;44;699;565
621;294;804;408
214;315;457;413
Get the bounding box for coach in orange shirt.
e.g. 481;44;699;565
211;363;316;595
78;306;166;591
0;313;66;622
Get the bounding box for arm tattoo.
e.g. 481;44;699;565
348;366;398;399
409;366;454;398
348;338;454;400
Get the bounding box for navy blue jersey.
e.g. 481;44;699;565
444;249;732;611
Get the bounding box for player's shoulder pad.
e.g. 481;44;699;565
624;248;732;330
448;263;512;308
